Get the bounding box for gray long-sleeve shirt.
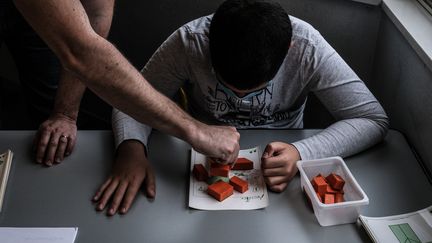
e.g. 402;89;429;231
112;15;389;160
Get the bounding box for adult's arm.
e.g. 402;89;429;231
112;27;191;151
100;27;228;215
34;0;115;166
14;0;239;163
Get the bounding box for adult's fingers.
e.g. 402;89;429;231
35;131;51;163
44;133;62;166
54;135;68;163
217;144;240;165
220;132;240;164
230;129;240;162
65;135;76;156
228;142;240;164
191;124;239;164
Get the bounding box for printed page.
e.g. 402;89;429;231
0;227;78;243
189;147;269;210
359;206;432;243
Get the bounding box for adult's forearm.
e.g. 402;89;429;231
14;0;199;143
52;69;86;120
51;0;115;120
71;37;195;139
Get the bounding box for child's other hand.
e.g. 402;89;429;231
92;140;155;216
261;142;301;192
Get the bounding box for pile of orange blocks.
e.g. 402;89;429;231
311;173;345;204
192;157;253;201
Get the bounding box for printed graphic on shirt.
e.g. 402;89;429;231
204;82;304;127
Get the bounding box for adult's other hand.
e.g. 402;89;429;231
34;113;77;166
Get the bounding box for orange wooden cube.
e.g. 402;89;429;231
326;173;345;190
335;193;344;203
311;174;328;196
324;193;335;204
207;181;233;201
325;185;340;194
209;162;230;177
229;176;248;193
192;164;208;181
231;157;253;170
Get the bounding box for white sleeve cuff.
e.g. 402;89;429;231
111;109;152;150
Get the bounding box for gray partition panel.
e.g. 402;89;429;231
0;130;431;243
371;14;432;181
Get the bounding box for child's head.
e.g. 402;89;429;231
210;0;292;91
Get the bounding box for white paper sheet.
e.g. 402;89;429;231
189;147;269;210
0;227;78;243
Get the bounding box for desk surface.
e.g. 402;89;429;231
0;130;431;243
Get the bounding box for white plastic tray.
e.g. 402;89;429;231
297;156;369;226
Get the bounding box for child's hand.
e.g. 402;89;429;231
261;142;301;192
92;140;155;216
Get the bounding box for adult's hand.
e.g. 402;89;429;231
92;140;155;216
190;124;240;164
261;142;301;192
34;113;77;166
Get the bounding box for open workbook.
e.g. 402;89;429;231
359;206;432;243
0;149;13;212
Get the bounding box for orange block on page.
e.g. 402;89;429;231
232;157;253;170
192;164;208;181
209;162;230;177
229;176;248;193
207;181;233;201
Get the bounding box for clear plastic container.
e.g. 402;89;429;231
297;156;369;226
